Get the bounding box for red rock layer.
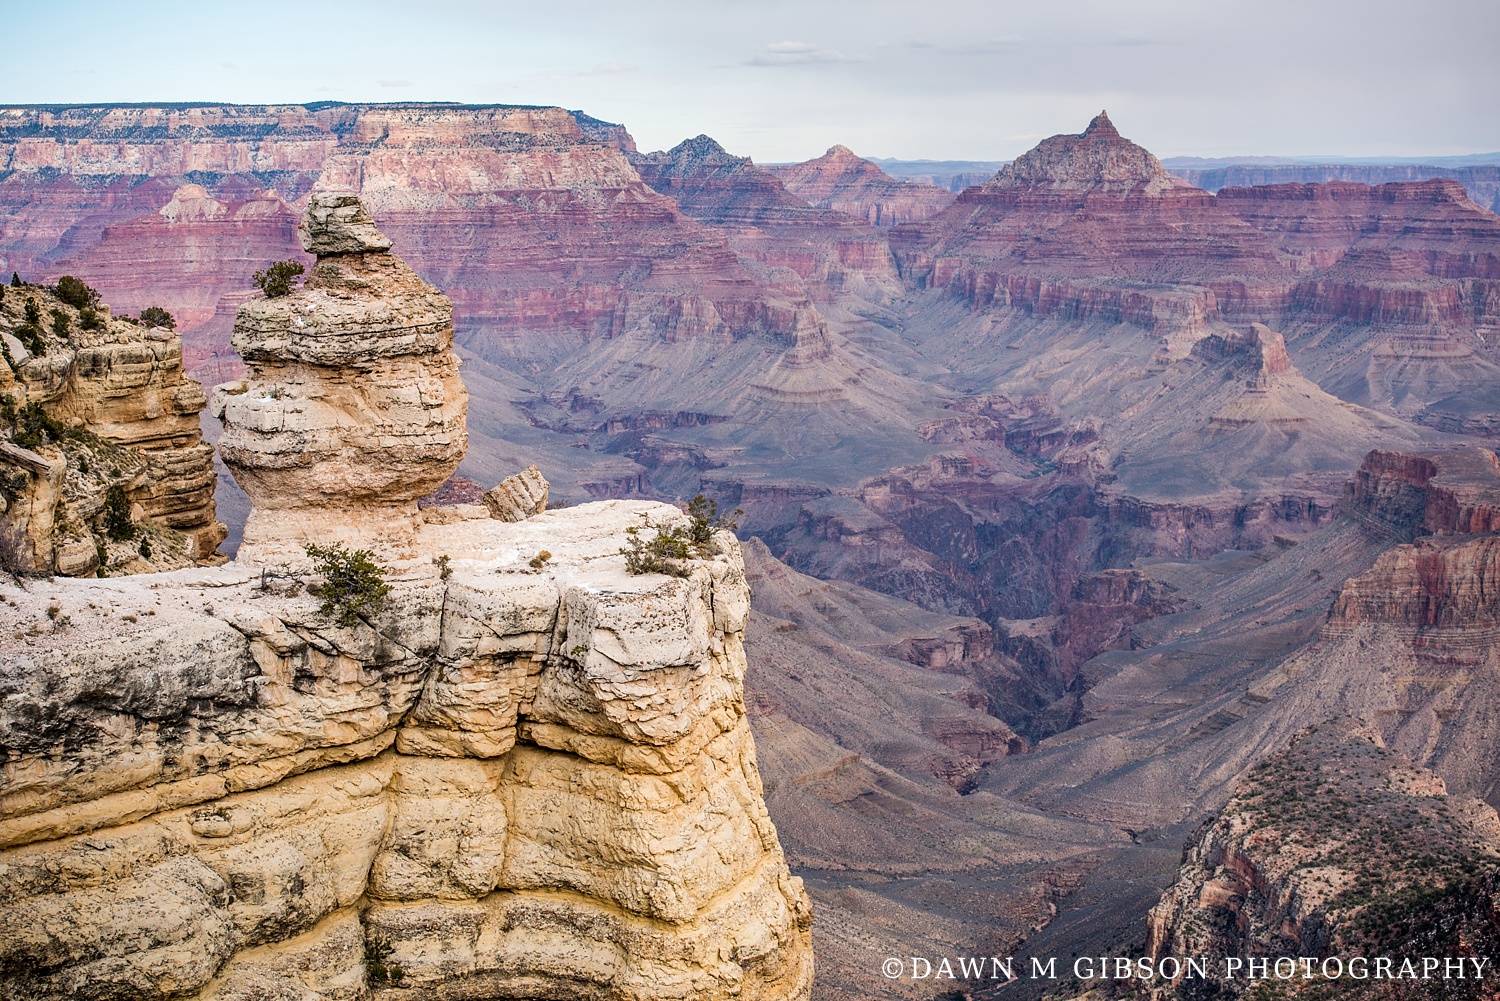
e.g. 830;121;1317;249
888;113;1290;327
1344;447;1500;538
767;145;956;228
1218;179;1500;327
0;104;823;379
629;135;895;291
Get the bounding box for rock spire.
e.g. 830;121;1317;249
214;192;468;558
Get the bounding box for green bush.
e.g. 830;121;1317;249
139;305;175;330
364;934;405;984
78;307;103;330
253;260;305;299
50;308;70;338
620;525;693;577
104;485;136;541
7;399;69;450
686;493;741;547
54;276;101;310
17;323;44;357
306;542;392;626
9;273;19;287
23;299;40;325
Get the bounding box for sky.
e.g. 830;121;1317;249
2;0;1497;163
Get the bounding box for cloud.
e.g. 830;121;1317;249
747;41;863;66
379;78;413;87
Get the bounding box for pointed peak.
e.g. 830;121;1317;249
667;134;730;158
985;111;1176;192
1083;111;1118;140
823;144;857;159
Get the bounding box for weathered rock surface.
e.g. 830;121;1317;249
0;501;813;1000
213;194;468;557
0;280;226;573
768;145;957;228
482;464;549;522
1146;721;1500;997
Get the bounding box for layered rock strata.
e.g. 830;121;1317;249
0;281;226;574
1;189;812;998
767;146;957;228
213;194;468;558
0;502;813;1000
1146;722;1500;996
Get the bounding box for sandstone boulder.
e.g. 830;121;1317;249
482;464;549;522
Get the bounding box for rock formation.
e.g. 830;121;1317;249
0;279;226;575
0;501;813;1000
629;135;897;293
1147;721;1500;996
767;146;956;228
0;194;812;1000
213;193;468;558
483;464;549;522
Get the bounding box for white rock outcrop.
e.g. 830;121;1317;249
213;192;468;560
1;195;812;999
0;503;812;1000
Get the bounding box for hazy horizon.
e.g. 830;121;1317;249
2;0;1496;164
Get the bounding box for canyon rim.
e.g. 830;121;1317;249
0;98;1498;1001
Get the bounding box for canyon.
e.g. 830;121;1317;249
2;102;1499;999
0;202;812;1000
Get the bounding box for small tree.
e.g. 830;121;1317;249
10;273;21;288
139;305;176;330
253;260;305;299
23;299;40;325
104;485;136;541
79;307;103;330
54;276;101;310
306;542;392;626
685;493;741;548
50;308;70;338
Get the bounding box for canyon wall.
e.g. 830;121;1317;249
0;278;225;575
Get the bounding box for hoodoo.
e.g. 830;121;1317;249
214;192;468;558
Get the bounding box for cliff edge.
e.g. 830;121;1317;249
0;197;814;1000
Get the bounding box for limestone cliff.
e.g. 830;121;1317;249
0;197;813;1000
0;279;226;575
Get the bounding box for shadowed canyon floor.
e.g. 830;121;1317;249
3;104;1500;1000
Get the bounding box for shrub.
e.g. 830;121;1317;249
16;322;44;357
54;276;100;310
528;550;551;569
253;260;305;299
139;305;175;330
9;273;19;287
78;307;103;330
364;934;405;984
9;400;68;450
686;493;741;547
50;308;70;338
23;299;40;325
104;485;136;541
620;525;692;577
306;542;392;626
